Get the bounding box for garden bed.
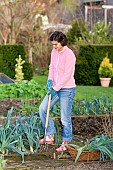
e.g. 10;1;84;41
0;113;111;138
0;98;113;138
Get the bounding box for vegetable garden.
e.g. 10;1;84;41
0;79;113;169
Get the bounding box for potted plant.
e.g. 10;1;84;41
98;52;113;87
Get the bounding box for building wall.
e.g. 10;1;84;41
106;0;113;5
82;0;113;26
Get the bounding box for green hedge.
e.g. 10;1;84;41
75;45;113;86
0;45;33;80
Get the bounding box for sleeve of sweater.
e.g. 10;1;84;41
48;53;54;81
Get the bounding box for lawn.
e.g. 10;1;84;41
76;85;113;102
33;75;113;103
33;75;47;85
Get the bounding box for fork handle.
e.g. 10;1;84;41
45;94;51;129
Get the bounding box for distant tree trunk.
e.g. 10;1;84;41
29;47;33;64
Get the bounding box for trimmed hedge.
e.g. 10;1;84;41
75;45;113;86
0;45;33;80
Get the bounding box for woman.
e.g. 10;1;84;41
39;31;76;152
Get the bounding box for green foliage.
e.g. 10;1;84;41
89;21;113;44
15;112;40;154
72;97;112;115
0;107;60;163
66;20;87;43
67;20;113;44
75;45;113;86
0;77;113;115
0;107;24;163
33;75;47;85
19;98;38;115
0;80;46;99
82;20;113;44
0;45;33;81
23;62;33;80
32;76;113;104
52;96;112;116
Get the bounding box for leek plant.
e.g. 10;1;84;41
0;107;41;163
0;107;24;163
18;113;40;153
52;96;112;116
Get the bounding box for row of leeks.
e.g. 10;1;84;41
52;96;113;116
0;107;41;163
72;96;113;115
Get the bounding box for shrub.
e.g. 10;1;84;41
15;55;25;81
66;19;87;43
98;52;113;78
23;62;33;81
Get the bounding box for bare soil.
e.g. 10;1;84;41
0;98;22;116
5;155;113;170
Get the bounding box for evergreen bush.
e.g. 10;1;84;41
75;45;113;86
23;62;33;81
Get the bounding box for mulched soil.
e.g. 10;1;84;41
0;98;22;116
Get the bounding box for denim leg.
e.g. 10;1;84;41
39;93;59;136
59;88;76;142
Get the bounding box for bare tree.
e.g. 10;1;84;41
0;0;47;64
0;0;46;44
0;0;79;66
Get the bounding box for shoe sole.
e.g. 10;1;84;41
56;147;67;152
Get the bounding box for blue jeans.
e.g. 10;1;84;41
39;87;76;142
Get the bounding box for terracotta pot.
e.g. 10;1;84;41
100;78;111;87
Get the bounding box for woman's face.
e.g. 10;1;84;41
51;41;63;52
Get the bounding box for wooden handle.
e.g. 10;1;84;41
45;94;51;129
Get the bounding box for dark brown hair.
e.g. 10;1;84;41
49;31;67;46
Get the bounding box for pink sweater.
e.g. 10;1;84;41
48;46;76;91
